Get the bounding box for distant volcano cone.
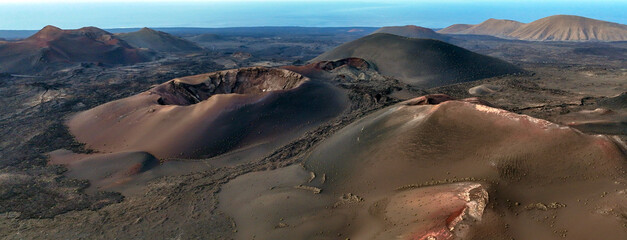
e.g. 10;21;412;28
508;15;627;41
0;25;153;73
116;27;203;52
373;25;450;41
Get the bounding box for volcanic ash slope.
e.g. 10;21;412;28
220;96;627;240
0;25;153;73
312;33;523;88
68;66;348;160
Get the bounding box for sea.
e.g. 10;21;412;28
0;0;625;30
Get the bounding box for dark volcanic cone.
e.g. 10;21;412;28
312;33;523;88
373;25;450;41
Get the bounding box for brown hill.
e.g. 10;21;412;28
117;27;203;52
311;33;523;88
219;96;627;239
437;23;474;34
68;67;348;160
0;25;154;73
373;25;450;41
508;15;627;41
455;18;524;37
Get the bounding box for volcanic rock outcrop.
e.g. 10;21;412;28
282;57;372;79
117;27;203;52
312;33;523;87
373;25;450;41
219;96;627;239
0;25;154;73
68;67;348;160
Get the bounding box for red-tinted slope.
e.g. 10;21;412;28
0;25;153;73
68;67;348;160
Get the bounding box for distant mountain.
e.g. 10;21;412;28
440;18;524;37
437;24;474;34
438;15;627;42
373;25;450;41
312;33;522;88
0;25;154;73
508;15;627;41
116;27;203;52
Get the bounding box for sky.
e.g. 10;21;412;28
0;0;625;30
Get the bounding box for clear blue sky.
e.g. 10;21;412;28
0;0;625;30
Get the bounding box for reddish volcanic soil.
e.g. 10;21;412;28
0;25;153;73
67;67;348;160
219;97;627;240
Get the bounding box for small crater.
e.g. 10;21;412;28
152;67;308;105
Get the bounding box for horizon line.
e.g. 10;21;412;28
0;25;387;31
